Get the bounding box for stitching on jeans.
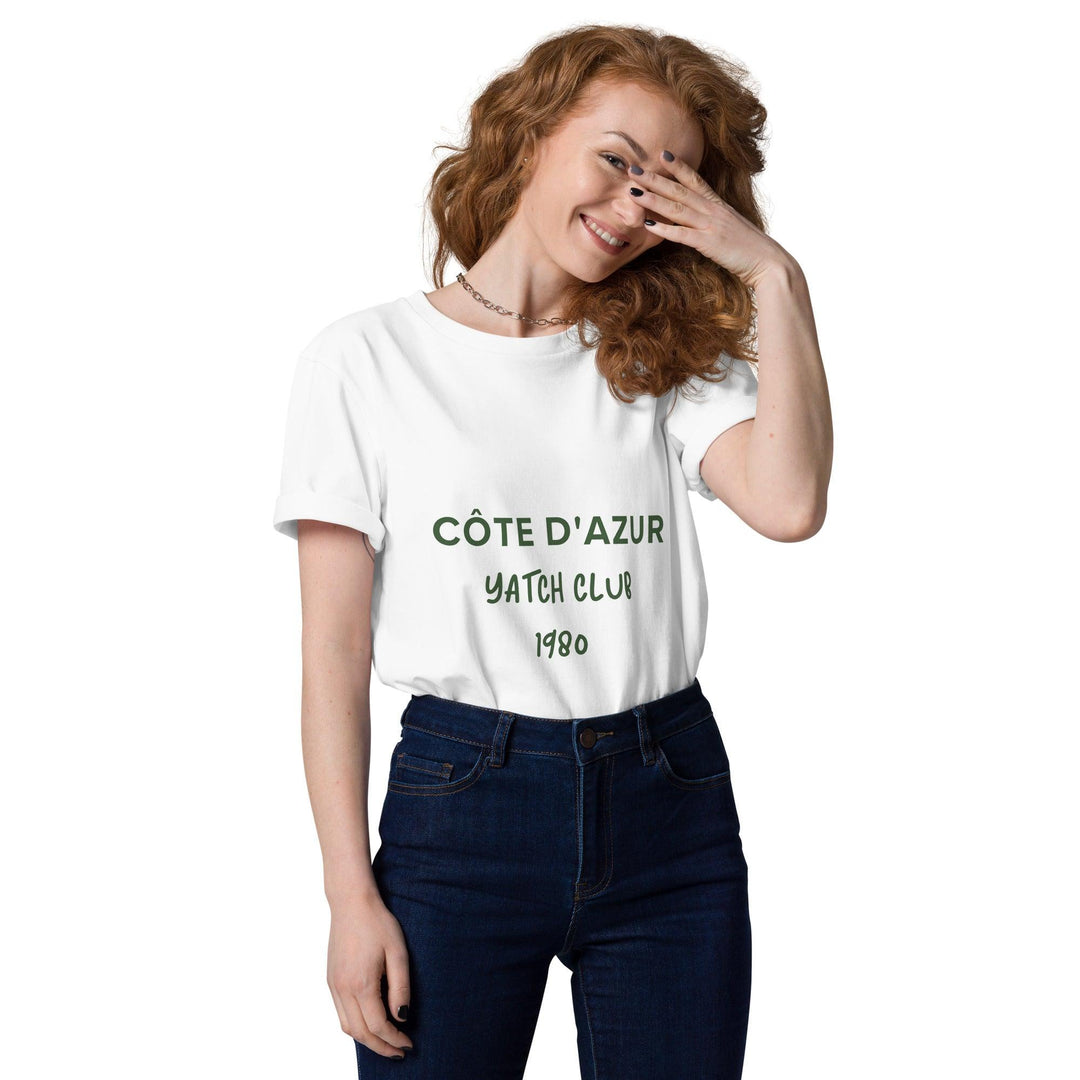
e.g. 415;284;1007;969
401;722;488;749
403;723;572;760
578;952;599;1079
386;755;489;796
575;758;583;897
655;747;731;791
652;713;731;790
560;893;582;957
576;755;616;900
603;753;615;890
393;752;452;778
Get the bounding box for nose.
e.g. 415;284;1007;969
610;190;651;236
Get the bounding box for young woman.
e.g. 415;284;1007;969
273;23;831;1080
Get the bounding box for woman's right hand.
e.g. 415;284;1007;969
327;891;415;1059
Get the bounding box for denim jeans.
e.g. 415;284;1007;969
357;677;752;1079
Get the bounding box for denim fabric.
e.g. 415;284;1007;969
357;677;751;1079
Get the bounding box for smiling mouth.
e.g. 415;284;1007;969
580;213;629;250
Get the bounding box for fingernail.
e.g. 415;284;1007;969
629;187;643;196
628;164;643;175
661;149;674;161
644;219;656;226
398;1004;410;1020
394;1053;405;1060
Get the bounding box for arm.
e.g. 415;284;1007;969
700;260;833;542
299;519;379;907
297;520;413;1059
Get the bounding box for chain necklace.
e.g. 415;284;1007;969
456;272;574;327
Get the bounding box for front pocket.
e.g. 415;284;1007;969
386;727;490;796
653;713;732;792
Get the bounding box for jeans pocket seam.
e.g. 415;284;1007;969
654;745;732;791
387;753;490;796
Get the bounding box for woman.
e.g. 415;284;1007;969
273;23;831;1079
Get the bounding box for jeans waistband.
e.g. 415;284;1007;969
401;677;714;768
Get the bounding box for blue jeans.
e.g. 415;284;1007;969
357;677;752;1078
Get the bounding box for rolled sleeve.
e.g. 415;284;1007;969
663;354;758;501
272;355;386;551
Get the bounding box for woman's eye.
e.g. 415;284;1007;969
600;153;626;170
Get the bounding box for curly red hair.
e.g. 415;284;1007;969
423;23;770;405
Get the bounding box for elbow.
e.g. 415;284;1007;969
769;498;827;543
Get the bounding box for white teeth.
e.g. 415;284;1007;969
584;216;627;248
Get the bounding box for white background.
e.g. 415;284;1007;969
3;2;1076;1077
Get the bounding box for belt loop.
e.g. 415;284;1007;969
633;704;655;766
490;712;514;768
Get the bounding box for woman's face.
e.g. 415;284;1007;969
514;79;706;283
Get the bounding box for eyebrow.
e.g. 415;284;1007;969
603;130;649;161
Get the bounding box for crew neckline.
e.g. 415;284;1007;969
403;289;592;356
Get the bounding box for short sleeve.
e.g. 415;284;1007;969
663;354;758;501
272;354;387;551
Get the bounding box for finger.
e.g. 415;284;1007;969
349;992;412;1059
358;972;414;1055
630;154;713;212
385;942;412;1027
629;180;706;228
655;149;722;202
329;970;412;1059
352;990;413;1058
641;217;696;247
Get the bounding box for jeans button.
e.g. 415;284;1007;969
578;727;597;749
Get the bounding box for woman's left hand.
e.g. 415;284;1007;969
628;152;792;289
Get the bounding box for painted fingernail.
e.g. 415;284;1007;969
398;1005;409;1020
394;1054;405;1060
629;187;643;196
644;218;656;226
661;149;674;161
628;163;643;175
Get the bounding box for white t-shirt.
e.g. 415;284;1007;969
273;289;758;718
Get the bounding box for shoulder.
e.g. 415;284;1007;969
662;353;757;418
677;353;758;396
296;294;412;386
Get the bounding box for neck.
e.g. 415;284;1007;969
449;221;578;338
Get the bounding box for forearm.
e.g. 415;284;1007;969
747;259;833;536
300;637;381;909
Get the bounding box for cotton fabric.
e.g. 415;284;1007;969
273;289;757;718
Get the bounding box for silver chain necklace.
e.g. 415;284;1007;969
456;272;574;326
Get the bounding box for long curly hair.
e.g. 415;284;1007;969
423;23;770;405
